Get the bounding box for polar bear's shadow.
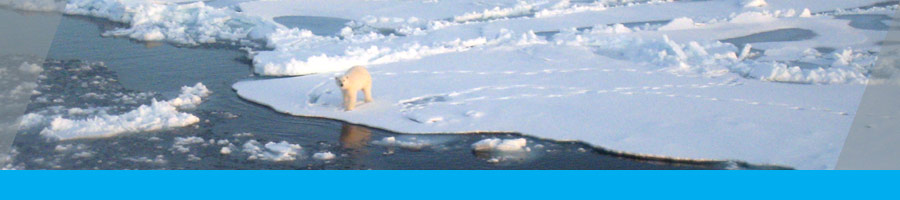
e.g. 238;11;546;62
306;82;368;110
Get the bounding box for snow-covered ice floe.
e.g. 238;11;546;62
62;0;281;45
39;82;211;140
470;137;535;164
312;151;335;160
371;136;430;150
234;41;865;169
230;0;896;170
243;140;303;161
1;148;21;170
472;138;529;152
15;60;213;141
42;0;898;169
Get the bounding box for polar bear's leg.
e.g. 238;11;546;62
363;84;373;103
347;91;357;111
342;89;356;111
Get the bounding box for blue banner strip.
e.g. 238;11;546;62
1;170;896;199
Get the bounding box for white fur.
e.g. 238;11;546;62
335;66;373;111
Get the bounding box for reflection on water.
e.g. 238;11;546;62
339;124;372;161
144;41;164;49
340;124;372;150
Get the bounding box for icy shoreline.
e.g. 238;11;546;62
9;0;897;169
234;41;863;169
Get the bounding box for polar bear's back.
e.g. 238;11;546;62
343;65;371;89
346;65;370;78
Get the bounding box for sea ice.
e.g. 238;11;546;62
39;83;211;140
64;0;281;45
472;138;528;152
172;136;205;153
312;151;336;160
220;146;232;155
235;41;865;169
742;0;768;8
371;136;430;150
242;140;303;161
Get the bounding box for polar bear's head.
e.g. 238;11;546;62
335;76;350;89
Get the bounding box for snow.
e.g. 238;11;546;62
233;32;868;169
52;0;891;80
168;82;212;109
63;0;281;45
0;148;17;170
452;2;535;23
371;136;430;150
72;151;94;158
242;140;302;161
729;11;778;24
735;48;875;84
472;138;528;152
242;0;889;78
53;144;87;152
39;83;211;140
658;17;698;31
238;0;537;24
124;155;167;164
312;152;335;160
742;0;768;8
171;136;205;153
17;62;43;74
1;60;41;128
254;28;545;76
800;8;813;17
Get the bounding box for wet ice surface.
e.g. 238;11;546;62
7;10;780;170
534;20;671;39
834;14;893;31
273;16;351;37
720;28;817;49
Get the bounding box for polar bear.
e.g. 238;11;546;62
335;65;373;111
